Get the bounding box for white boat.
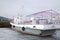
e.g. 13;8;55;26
10;16;56;36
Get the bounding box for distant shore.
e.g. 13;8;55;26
0;20;11;28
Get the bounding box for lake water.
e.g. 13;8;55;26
0;28;60;40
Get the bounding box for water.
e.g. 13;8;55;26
0;28;60;40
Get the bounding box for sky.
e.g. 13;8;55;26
0;0;60;18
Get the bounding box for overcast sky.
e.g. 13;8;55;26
0;0;60;18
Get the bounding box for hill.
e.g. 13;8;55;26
0;16;11;28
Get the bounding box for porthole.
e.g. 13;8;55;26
33;26;36;28
22;27;25;31
13;25;15;28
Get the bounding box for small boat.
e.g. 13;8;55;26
10;16;56;36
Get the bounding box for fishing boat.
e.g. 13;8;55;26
10;16;56;36
10;9;60;36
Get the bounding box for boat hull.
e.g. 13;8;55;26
11;25;56;36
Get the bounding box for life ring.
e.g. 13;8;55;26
22;27;25;31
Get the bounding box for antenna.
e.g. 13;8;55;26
17;0;25;18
